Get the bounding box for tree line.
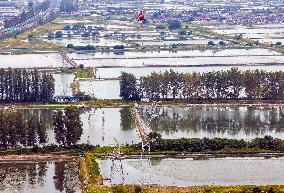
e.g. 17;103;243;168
0;68;54;103
131;133;284;152
120;68;284;101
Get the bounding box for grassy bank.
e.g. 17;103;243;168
80;153;102;192
1;136;284;157
75;67;95;79
23;98;284;109
88;185;284;193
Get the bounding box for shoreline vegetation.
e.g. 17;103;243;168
1;136;284;156
89;185;284;193
2;98;284;109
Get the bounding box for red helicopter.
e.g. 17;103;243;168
137;11;145;21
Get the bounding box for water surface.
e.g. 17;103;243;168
0;53;63;68
20;106;284;146
0;160;81;193
100;157;284;186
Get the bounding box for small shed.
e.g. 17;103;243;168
54;95;78;103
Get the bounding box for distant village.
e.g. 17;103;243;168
0;0;284;31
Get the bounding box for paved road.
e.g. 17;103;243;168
1;0;59;36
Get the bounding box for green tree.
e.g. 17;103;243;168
48;32;55;39
208;40;215;46
119;72;139;101
31;69;40;102
168;20;182;30
55;31;63;38
40;72;55;102
0;69;5;101
22;69;31;102
0;110;8;149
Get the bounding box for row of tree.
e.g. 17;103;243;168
132;134;284;152
120;68;284;101
63;25;103;31
0;109;46;149
67;44;96;51
0;68;54;103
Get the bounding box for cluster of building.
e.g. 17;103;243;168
0;0;59;38
72;0;284;25
0;0;28;28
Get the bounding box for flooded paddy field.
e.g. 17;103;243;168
53;73;75;96
0;48;282;69
0;160;81;193
19;105;284;146
70;48;280;59
53;73;119;99
214;26;284;39
80;80;120;99
212;24;284;44
100;157;284;186
128;39;217;46
0;53;63;68
95;65;284;79
70;49;284;67
258;39;284;45
73;55;284;67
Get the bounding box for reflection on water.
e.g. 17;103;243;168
140;106;284;140
80;108;139;146
0;161;81;193
20;107;139;146
100;157;284;186
53;73;119;99
18;106;284;146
